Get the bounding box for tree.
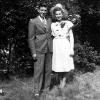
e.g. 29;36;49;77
0;0;100;77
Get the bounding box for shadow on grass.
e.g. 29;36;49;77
0;70;100;100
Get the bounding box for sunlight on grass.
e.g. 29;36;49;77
0;70;100;100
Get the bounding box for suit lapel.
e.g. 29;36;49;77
38;17;42;24
35;17;51;34
37;17;46;28
46;19;50;30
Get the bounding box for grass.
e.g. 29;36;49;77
0;69;100;100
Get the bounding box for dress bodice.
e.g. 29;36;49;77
51;20;73;38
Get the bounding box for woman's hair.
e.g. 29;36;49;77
53;7;63;16
50;4;68;22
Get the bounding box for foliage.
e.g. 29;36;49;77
0;0;80;76
0;0;100;76
74;41;100;73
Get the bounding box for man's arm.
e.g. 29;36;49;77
28;19;36;59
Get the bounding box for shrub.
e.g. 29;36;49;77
74;41;100;73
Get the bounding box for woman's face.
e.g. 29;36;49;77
55;10;63;21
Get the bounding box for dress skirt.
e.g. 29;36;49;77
52;37;74;72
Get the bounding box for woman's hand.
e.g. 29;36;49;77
70;49;74;57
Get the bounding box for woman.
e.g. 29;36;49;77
51;4;74;88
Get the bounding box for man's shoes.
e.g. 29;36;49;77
34;93;40;100
0;89;6;96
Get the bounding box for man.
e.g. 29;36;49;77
28;3;52;97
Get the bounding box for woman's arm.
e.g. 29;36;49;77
51;23;55;36
66;21;74;55
69;29;74;56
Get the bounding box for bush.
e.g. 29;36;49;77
74;41;100;73
0;0;100;77
0;0;81;77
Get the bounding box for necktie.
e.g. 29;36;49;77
42;18;47;28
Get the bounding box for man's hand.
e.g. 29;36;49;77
32;54;37;62
60;22;65;28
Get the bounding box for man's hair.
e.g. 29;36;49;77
38;2;47;8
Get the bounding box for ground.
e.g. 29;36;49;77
0;69;100;100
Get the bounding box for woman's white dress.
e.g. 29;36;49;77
51;20;74;72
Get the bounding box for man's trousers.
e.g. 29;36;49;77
33;52;52;94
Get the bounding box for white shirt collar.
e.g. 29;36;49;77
38;16;47;25
38;16;46;21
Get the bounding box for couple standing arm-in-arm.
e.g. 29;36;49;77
28;2;74;97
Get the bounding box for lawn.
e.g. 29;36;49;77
0;69;100;100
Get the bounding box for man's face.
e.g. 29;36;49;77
38;7;47;18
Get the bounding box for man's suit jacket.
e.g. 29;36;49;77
28;16;52;55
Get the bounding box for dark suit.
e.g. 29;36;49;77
28;16;52;94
